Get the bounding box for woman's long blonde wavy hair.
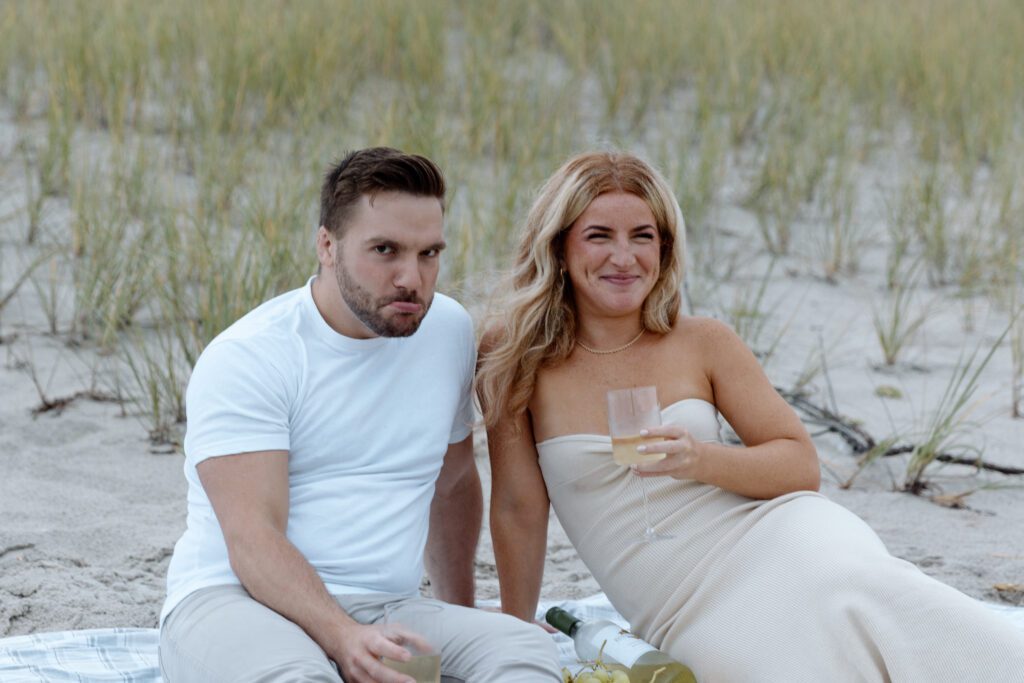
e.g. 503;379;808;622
477;151;686;429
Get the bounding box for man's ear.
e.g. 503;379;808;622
316;226;334;268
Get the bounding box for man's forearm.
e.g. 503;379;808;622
227;522;357;655
425;465;483;605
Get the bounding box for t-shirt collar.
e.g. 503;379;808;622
304;275;389;352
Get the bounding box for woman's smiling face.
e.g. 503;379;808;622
563;191;661;320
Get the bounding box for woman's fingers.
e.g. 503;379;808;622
639;424;684;439
636;428;690;454
633;430;696;478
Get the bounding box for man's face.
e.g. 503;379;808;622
330;192;445;338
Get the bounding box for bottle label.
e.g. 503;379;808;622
592;624;657;668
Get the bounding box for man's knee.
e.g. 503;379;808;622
502;615;560;655
254;658;340;683
462;612;561;680
159;585;341;683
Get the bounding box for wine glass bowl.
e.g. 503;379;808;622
606;386;675;543
607;386;666;467
381;601;443;683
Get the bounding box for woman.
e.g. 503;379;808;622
477;151;1024;682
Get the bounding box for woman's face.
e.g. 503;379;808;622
562;191;661;321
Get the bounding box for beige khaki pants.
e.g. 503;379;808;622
159;585;561;682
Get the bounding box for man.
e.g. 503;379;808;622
159;147;561;682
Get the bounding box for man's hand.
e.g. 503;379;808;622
330;622;426;683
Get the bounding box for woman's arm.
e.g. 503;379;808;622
637;317;820;498
486;409;552;622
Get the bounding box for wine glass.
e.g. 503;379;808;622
607;386;675;543
381;601;443;683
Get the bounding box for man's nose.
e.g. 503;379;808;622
393;258;423;291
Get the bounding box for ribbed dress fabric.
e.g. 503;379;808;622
536;399;1024;682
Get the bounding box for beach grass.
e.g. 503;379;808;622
1;0;1022;487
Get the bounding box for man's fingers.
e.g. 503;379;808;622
336;624;431;683
364;653;416;683
341;660;373;683
379;624;436;658
371;631;415;662
400;631;435;655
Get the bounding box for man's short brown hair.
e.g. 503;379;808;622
319;147;446;236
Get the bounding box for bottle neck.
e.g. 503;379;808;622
545;607;582;637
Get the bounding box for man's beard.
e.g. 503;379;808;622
334;261;432;338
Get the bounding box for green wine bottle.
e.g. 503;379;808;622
546;607;697;683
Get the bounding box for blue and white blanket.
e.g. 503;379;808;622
1;595;1021;682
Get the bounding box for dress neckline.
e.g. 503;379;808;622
534;397;717;447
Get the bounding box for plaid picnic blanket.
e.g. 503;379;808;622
0;628;159;682
1;596;1020;682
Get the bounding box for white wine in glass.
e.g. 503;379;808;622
381;601;443;683
381;655;440;683
607;386;675;543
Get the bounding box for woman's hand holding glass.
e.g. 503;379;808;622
632;424;701;480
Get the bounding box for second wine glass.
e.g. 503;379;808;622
381;601;443;683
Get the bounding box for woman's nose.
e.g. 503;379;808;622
609;240;636;267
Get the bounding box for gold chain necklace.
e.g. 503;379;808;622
576;329;645;355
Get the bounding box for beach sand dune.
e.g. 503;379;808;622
2;338;1022;636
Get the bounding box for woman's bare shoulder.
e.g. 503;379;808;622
669;315;739;345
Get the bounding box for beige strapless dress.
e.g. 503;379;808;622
537;399;1024;682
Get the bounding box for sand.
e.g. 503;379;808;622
2;97;1023;640
2;315;1023;638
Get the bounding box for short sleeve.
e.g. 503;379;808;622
448;311;477;444
183;338;295;465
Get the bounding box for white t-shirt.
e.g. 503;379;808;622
160;278;475;624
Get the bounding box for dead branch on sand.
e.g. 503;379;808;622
778;387;1024;477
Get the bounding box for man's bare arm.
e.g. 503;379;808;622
424;435;481;606
198;451;413;683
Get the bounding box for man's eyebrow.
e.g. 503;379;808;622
365;237;401;249
362;237;447;252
